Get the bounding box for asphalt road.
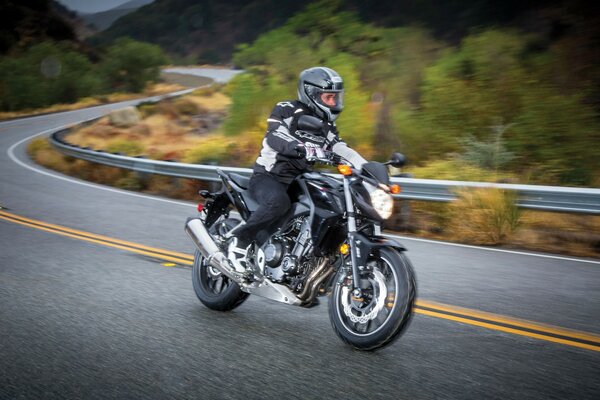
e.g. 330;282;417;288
1;70;599;399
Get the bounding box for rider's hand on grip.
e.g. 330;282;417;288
304;143;320;161
294;143;307;158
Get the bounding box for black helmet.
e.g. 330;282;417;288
298;67;344;121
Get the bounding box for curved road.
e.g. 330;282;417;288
1;69;599;399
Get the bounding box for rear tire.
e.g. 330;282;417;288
191;218;249;311
328;248;416;351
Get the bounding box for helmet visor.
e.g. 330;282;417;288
314;88;344;112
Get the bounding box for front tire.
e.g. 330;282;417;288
191;218;249;311
328;248;416;351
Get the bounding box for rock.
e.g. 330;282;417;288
108;106;141;128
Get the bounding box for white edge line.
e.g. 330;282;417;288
386;233;600;265
7;128;196;209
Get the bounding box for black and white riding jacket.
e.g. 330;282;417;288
253;100;367;184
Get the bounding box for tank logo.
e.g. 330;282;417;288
297;131;326;143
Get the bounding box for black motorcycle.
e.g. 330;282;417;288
185;116;416;351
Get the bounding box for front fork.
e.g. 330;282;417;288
342;176;368;294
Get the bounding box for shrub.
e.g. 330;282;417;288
99;38;169;93
138;103;158;117
106;139;144;156
183;134;236;164
447;188;521;245
407;158;516;182
115;173;144;191
173;98;204;115
0;41;102;111
460;123;515;171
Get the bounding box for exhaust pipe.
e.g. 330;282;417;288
185;218;303;306
185;218;243;283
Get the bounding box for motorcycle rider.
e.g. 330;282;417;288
227;66;367;272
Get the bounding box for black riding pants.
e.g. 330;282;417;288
235;173;291;245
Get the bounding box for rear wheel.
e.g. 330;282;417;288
328;247;416;351
191;218;249;311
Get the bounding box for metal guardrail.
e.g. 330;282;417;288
49;128;600;214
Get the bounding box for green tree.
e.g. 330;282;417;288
417;29;599;184
0;41;101;111
100;38;168;92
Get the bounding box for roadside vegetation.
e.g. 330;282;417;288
27;84;600;258
0;39;169;119
225;1;599;188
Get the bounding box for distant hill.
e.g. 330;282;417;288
51;1;97;40
82;0;155;31
90;0;308;63
90;0;574;63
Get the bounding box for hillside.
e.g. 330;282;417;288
82;0;155;31
89;0;581;62
90;0;309;63
0;1;76;54
51;1;97;40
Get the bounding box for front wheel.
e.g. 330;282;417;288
328;248;416;351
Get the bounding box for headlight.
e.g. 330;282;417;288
369;187;394;220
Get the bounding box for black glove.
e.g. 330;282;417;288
294;143;307;158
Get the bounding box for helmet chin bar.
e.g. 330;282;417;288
316;103;338;121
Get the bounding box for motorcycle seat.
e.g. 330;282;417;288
229;173;250;189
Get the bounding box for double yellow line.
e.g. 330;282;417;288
0;210;193;266
1;209;599;352
414;300;600;352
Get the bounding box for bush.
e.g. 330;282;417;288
106;139;144;156
0;41;102;111
115;173;144;191
447;188;521;245
407;158;516;182
183;134;236;164
173;98;204;115
100;38;169;93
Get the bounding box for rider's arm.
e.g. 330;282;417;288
326;128;367;171
264;111;303;158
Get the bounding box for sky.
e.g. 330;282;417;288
56;0;138;14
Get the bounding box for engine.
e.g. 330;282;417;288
256;217;314;291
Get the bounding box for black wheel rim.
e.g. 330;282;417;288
198;256;233;295
336;255;400;336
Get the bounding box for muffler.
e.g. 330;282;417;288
185;218;243;283
185;217;303;306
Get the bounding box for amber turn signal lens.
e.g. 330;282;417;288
338;164;353;176
390;184;401;194
339;243;350;255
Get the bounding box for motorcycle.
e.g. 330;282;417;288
185;115;416;351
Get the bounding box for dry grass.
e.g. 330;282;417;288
0;82;186;121
510;211;600;256
446;188;521;245
65;91;229;161
394;196;599;257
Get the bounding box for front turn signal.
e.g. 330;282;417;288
390;184;401;194
338;164;353;176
